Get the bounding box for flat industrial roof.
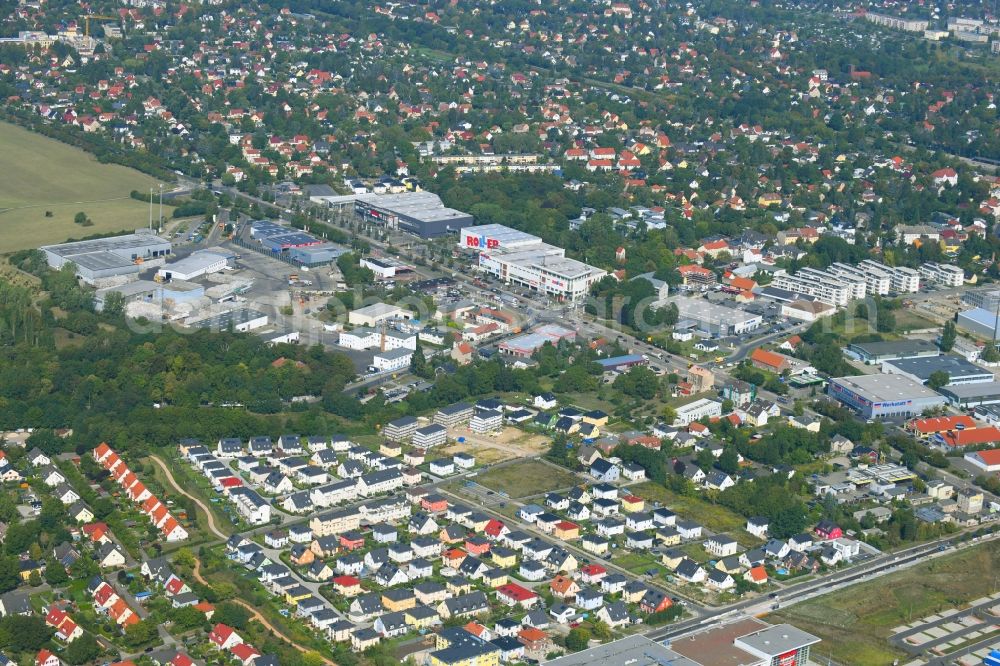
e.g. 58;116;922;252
959;308;1000;329
96;280;161;298
160;251;227;275
734;623;821;658
351;302;402;317
829;374;945;402
489;245;603;280
41;231;170;256
848;339;940;357
939;381;1000;399
190;308;267;329
358;192;470;223
70;251;137;271
459;224;541;246
543;635;700;666
670;618;771;666
883;355;994;381
672;297;762;325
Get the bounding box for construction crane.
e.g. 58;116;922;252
84;14;118;38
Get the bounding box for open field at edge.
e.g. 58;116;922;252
769;541;1000;665
0;121;170;251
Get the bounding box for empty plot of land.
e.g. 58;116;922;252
0;121;169;251
771;541;1000;665
474;459;580;498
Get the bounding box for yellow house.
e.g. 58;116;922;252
716;558;744;575
582;410;609;427
491;550;517;568
382;590;417;612
430;644;500;666
481;569;508;587
467;516;490;532
940;239;961;254
447;578;473;596
660;550;685;570
380;441;402;457
404;606;440;629
620;494;645;513
623;585;646;603
655;527;681;546
581;537;609;556
758;193;782;207
284;587;312;605
18;561;43;582
553;521;580;540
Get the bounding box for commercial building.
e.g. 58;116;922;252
188;309;268;333
962;290;1000;311
499;325;576;357
882;355;994;386
965;449;1000;473
827;374;947;420
250;220;324;252
938;382;1000;408
459;224;606;302
288;244;348;266
372;347;414;372
94;280;162;312
354;192;472;238
780;299;835;322
957;308;1000;340
156;249;231;281
731;624;821;666
597;355;648;372
673;398;723;426
41;231;172;285
669;297;763;337
543;635;700;666
920;262;964;288
844;339;940;365
348;303;407;327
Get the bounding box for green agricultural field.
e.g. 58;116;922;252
474;459;580;498
0;121;170;252
770;541;1000;665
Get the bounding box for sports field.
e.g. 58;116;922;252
0;121;170;252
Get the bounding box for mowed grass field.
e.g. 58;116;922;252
475;459;580;498
0;121;169;252
770;541;1000;665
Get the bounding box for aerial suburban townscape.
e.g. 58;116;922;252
0;0;1000;664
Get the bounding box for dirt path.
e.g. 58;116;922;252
148;454;229;540
191;556;336;665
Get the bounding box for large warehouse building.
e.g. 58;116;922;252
41;231;172;285
460;224;607;302
670;296;763;337
156;249;232;281
827;374;947;420
881;354;994;386
957;307;1000;341
844;339;940;365
938;381;1000;408
354;192;472;238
